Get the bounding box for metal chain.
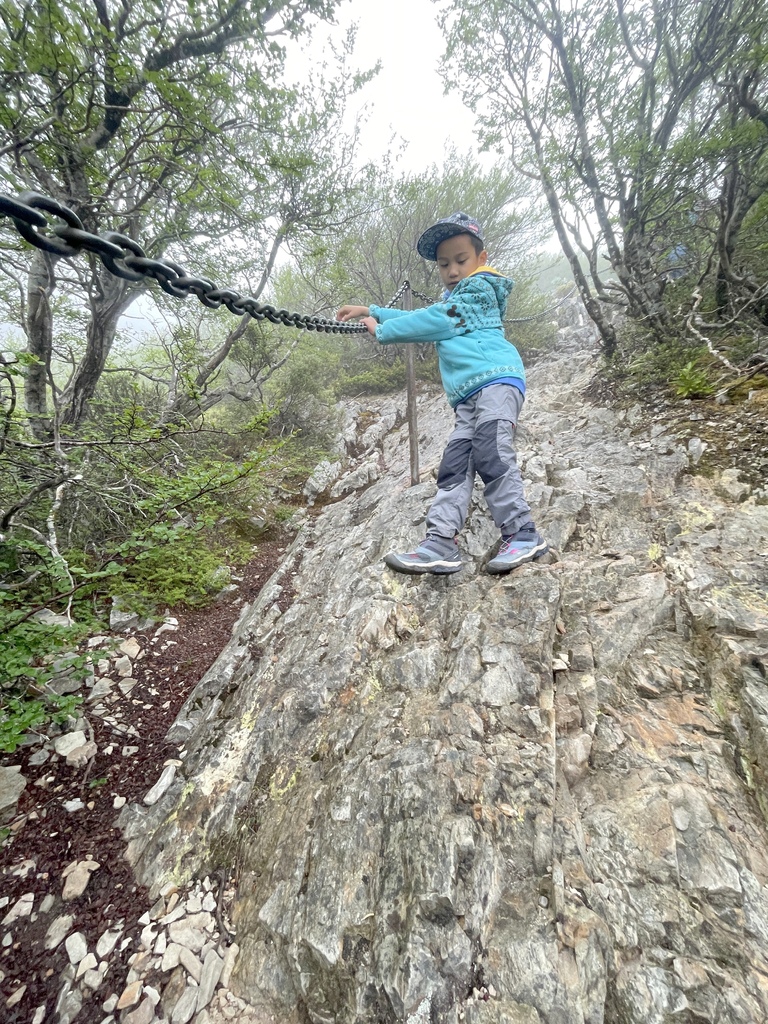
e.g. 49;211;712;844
384;279;410;308
410;287;436;306
0;191;368;335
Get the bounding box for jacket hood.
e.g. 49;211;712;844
464;266;514;315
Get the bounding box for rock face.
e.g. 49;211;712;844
121;311;768;1024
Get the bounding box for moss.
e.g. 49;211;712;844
269;760;301;800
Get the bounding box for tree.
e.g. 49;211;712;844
0;0;365;435
280;147;550;312
437;0;768;353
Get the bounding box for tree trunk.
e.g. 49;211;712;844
24;251;57;438
59;271;137;427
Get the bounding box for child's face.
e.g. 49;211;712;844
436;234;488;292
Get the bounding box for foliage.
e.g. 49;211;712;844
0;0;374;433
674;361;716;400
438;0;768;356
336;361;409;398
0;693;82;754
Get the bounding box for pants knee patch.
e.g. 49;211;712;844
473;420;511;482
437;437;473;490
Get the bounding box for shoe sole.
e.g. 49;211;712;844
486;541;549;575
384;552;462;575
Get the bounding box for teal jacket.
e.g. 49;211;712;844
369;268;525;408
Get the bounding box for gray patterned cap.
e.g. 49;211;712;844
416;212;484;261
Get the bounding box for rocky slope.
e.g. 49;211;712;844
115;306;768;1024
4;303;767;1024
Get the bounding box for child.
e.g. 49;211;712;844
337;212;547;576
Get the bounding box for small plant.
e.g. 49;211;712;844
0;693;82;753
674;361;715;399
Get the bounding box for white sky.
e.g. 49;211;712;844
289;0;483;174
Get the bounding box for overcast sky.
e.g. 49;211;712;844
287;0;483;175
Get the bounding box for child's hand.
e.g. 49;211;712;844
361;316;378;337
337;304;370;322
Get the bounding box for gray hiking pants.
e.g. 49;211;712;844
426;384;531;540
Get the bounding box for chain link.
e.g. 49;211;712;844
0;192;368;334
384;279;410;308
410;287;436;306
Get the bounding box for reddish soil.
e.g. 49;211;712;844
0;536;288;1023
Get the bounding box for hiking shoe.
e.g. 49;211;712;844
384;537;462;575
486;525;548;574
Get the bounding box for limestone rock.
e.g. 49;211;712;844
120;315;768;1024
44;914;75;950
716;466;751;502
61;858;100;901
52;732;87;758
0;766;27;825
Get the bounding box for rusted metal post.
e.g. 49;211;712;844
402;282;420;486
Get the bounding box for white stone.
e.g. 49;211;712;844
159;906;187;926
116;980;143;1010
168;920;206;952
144;985;161;1006
185;894;203;914
140;924;156;950
102;994;119;1013
63;798;85;813
76;952;98;979
89;681;114;701
219;944;239;990
32;609;73;627
172;985;199;1024
53;731;87;757
1;892;34;926
0;766;27;822
179;946;203;981
119;638;142;659
96;927;123;959
143;764;176;806
65;741;98;768
62;859;100;901
45;914;75;949
185;911;214;933
82;967;106;990
65;931;88;964
161;943;183;972
196;950;224;1012
113;655;134;676
6;983;27;1007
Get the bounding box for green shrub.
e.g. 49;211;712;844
674;360;715;398
0;693;82;754
112;524;239;611
336;361;407;396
